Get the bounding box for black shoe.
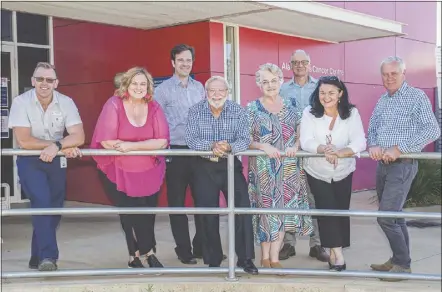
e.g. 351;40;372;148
178;255;197;264
147;254;164;268
309;245;330;262
329;262;346;271
128;257;144;268
29;256;39;269
38;258;58;271
279;243;296;261
209;264;220;267
193;252;227;261
237;259;258;275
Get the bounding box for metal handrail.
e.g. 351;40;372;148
1;148;441;282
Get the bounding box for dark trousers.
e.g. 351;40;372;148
376;160;418;269
99;171;158;256
16;156;67;262
192;157;254;266
166;145;202;259
306;172;353;249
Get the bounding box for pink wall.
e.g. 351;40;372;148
235;1;437;191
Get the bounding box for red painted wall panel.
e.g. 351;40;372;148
209;22;225;74
396;38;437;89
54;21;214;205
239;27;279;76
396;1;437;44
344;37;396;85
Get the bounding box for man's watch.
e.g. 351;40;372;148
55;141;62;151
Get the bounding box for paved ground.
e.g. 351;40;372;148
1;190;441;291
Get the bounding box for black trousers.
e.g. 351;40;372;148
166;145;202;259
192;157;255;266
306;172;353;249
99;171;158;256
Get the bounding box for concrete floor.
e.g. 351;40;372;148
1;190;441;291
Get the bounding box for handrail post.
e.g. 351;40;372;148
225;154;238;281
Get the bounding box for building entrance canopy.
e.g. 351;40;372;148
3;0;404;43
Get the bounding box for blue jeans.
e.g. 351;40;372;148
376;160;418;269
17;156;67;262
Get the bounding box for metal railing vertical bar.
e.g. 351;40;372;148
226;154;237;281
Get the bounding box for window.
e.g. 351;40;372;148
225;26;238;102
17;12;49;45
1;9;13;41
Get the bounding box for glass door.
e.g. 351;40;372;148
1;44;22;203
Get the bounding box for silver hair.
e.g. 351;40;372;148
255;63;284;87
291;49;311;63
204;75;231;91
380;56;406;73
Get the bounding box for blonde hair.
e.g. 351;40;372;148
33;62;57;78
116;67;154;101
255;63;283;87
113;72;124;89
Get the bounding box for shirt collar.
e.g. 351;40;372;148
289;75;318;87
172;74;195;87
385;81;408;98
32;88;59;105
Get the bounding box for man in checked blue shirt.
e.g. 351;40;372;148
185;76;258;275
368;56;440;281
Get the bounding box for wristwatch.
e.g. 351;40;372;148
55;141;62;151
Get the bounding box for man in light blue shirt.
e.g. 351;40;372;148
279;50;329;263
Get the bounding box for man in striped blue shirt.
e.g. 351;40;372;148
185;76;258;275
368;56;440;281
154;44;205;265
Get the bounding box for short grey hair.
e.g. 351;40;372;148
255;63;284;87
291;49;311;63
205;75;230;91
380;56;406;73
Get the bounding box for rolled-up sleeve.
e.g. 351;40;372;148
347;108;367;156
64;98;83;127
300;107;320;153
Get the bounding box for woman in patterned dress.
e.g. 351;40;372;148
247;63;313;269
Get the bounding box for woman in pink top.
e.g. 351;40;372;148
91;67;169;269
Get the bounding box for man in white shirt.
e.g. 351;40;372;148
279;50;329;263
8;62;85;271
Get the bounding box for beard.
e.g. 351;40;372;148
208;98;227;109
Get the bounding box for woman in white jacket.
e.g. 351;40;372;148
300;76;366;272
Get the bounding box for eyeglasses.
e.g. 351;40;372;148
261;78;279;87
291;60;309;67
207;88;227;95
34;77;56;84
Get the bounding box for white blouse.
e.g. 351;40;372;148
300;106;367;183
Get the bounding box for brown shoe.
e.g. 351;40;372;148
309;245;330;262
261;259;271;268
370;258;393;271
379;264;411;282
279;243;296;261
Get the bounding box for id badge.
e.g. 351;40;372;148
60;157;67;168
